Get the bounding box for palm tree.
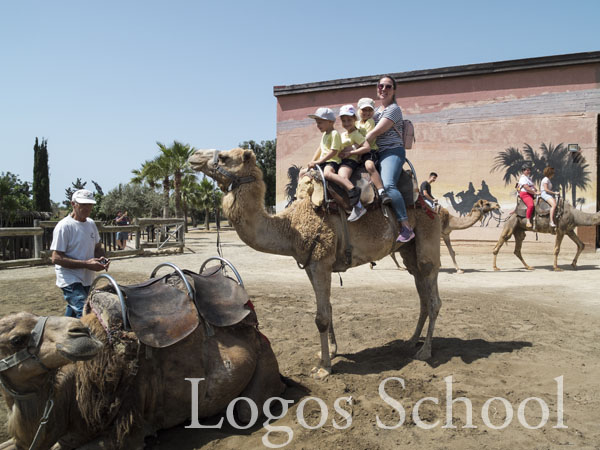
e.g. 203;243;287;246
564;152;591;206
491;146;526;187
131;155;173;218
191;178;219;230
157;141;195;219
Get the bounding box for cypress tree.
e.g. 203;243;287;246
33;137;51;212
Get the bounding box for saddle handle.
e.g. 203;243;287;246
150;262;196;300
89;273;130;330
199;256;245;288
314;163;330;204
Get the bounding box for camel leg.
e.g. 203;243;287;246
566;229;585;270
389;252;405;270
492;220;514;271
305;264;333;380
400;216;442;360
442;233;463;274
513;229;534;270
553;231;566;271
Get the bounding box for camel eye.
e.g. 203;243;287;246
218;154;229;163
10;334;28;348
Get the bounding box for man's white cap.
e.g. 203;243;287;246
357;97;376;111
339;104;357;117
308;107;336;122
72;189;96;204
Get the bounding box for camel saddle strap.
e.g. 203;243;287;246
119;276;199;348
181;267;252;327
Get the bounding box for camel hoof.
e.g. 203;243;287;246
571;264;578;270
493;267;500;272
310;366;331;380
526;266;535;271
456;269;464;274
414;345;431;361
554;267;564;272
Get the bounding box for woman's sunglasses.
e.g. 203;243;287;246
378;83;393;90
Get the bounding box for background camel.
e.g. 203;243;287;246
493;201;600;271
0;297;283;449
439;199;500;273
189;148;442;379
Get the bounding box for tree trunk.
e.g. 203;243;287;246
162;178;170;218
204;208;210;230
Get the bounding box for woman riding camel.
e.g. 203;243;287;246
365;75;414;242
540;166;559;227
518;163;539;229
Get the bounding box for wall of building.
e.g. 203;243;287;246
274;53;600;247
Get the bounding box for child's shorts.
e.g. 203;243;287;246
318;161;341;172
340;158;361;170
362;150;379;163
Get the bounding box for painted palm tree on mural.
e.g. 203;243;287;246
491;142;591;205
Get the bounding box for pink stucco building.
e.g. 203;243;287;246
273;51;600;249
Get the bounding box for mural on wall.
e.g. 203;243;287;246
491;142;592;208
285;164;301;207
442;181;503;227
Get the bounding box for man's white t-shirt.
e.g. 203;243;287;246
50;215;100;288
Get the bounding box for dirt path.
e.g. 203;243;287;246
1;229;599;449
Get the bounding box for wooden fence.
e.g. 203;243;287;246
0;218;185;269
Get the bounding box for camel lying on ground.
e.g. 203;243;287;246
189;148;442;379
0;295;283;449
493;201;600;271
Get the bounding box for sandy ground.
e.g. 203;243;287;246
1;228;600;449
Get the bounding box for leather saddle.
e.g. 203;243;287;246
93;265;252;348
515;196;555;218
316;166;417;212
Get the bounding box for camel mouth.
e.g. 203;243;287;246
57;336;103;362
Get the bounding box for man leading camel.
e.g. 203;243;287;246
50;189;110;318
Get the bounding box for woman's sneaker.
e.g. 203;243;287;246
397;226;415;243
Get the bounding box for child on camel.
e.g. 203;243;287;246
303;107;365;221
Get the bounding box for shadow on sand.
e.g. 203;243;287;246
334;336;532;375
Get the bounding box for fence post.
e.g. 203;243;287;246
33;219;42;259
135;218;141;250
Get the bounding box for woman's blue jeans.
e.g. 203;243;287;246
378;146;408;222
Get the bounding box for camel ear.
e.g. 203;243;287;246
243;150;255;163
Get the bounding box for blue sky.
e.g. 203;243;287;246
2;0;599;203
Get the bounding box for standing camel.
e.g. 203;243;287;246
493;201;600;271
439;199;500;273
379;199;500;273
189;148;442;379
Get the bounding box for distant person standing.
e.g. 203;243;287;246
50;189;109;318
115;210;130;249
420;172;438;208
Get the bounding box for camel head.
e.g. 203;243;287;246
472;199;501;213
188;148;259;193
0;313;102;389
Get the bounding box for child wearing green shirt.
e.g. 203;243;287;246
304;107;362;219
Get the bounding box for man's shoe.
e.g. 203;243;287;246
396;226;415;243
348;204;367;222
380;192;392;206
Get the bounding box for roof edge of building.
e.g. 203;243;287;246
273;51;600;97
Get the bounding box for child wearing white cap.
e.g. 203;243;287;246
356;98;378;151
303;107;362;216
